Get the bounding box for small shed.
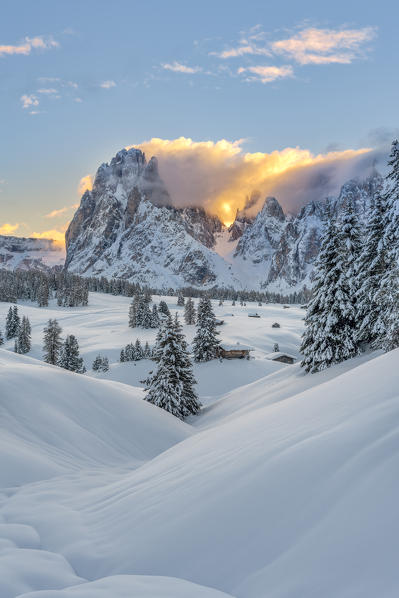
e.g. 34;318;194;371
271;322;281;328
219;343;253;359
215;319;225;326
265;352;296;364
248;312;261;318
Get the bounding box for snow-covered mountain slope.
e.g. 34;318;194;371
0;236;65;272
65;147;382;292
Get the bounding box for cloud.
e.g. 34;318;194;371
133;137;377;224
162;61;202;74
238;65;293;83
78;174;93;195
0;35;58;57
37;88;58;94
45;204;79;219
20;94;39;109
100;80;116;89
271;26;376;65
30;228;66;246
211;25;270;59
0;223;20;235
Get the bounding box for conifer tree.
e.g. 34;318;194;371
37;281;49;307
301;210;358;373
177;292;185;306
92;354;109;372
59;335;86;373
143;341;151;358
184;297;196;325
0;329;4;346
134;338;143;359
12;305;20;337
17;316;31;354
120;348;126;362
158;300;170;317
150;304;160;328
5;306;14;339
145;314;200;418
355;193;388;346
43;319;63;364
192;297;220;362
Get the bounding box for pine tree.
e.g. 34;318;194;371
134;338;143;359
43;319;63;364
355;194;388;346
184;297;196;325
145;314;201;418
37;281;49;307
5;306;14;339
143;341;151;358
177;292;185;306
128;295;139;327
158;300;170;317
59;335;86;373
17;316;31;354
120;348;126;362
150;304;160;328
12;305;20;337
192;297;220;362
300;211;358;373
0;329;3;346
92;354;109;372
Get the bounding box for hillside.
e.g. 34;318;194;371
0;294;397;597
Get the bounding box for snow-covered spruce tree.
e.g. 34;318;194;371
120;348;126;362
192;296;220;362
6;305;20;339
37;280;49;307
172;313;201;415
158;300;170;317
341;199;362;299
134;338;143;359
143;341;151;358
128;294;139;327
59;335;86;373
177;292;185;306
0;329;4;346
150;304;160;328
184;297;196;325
92;354;109;372
144;314;200;418
17;316;31;354
43;319;63;365
374;139;399;350
300;210;358;373
355;193;388;346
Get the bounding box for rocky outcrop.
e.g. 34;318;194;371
64;147;382;292
0;236;65;272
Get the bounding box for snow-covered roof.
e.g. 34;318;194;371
265;352;296;360
220;343;253;351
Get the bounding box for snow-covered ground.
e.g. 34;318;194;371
0;292;398;597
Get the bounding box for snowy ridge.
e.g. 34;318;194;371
0;235;65;272
65;147;383;292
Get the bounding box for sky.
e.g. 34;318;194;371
0;0;398;241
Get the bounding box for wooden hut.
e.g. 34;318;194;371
218;343;253;359
265;352;296;364
248;312;261;318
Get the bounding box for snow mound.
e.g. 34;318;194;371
16;575;234;598
4;349;397;597
0;350;191;487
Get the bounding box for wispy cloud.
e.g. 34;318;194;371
0;223;20;235
30;228;67;245
20;94;39;109
238;65;293;83
162;61;202;74
0;35;58;57
271;26;376;65
211;25;270;59
45;204;79;219
37;88;58;94
100;80;116;89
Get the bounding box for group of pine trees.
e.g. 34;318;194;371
0;305;32;354
120;339;152;362
128;291;160;329
0;270;89;307
301;140;399;373
43;319;86;373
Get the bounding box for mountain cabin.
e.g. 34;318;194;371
218;343;253;359
265;352;296;364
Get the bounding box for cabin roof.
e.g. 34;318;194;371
265;352;296;360
220;343;254;352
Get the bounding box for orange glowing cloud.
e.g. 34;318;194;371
0;223;20;235
134;137;373;224
78;174;93;195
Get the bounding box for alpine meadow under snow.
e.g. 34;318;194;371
0;290;398;597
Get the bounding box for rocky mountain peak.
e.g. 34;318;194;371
260;196;286;221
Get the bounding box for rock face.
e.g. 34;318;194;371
65;147;383;292
0;236;65;272
65;148;240;288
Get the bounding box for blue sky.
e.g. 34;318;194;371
0;0;398;239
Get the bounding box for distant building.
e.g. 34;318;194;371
248;312;261;318
219;343;253;359
215;319;225;326
265;352;296;364
272;322;281;328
